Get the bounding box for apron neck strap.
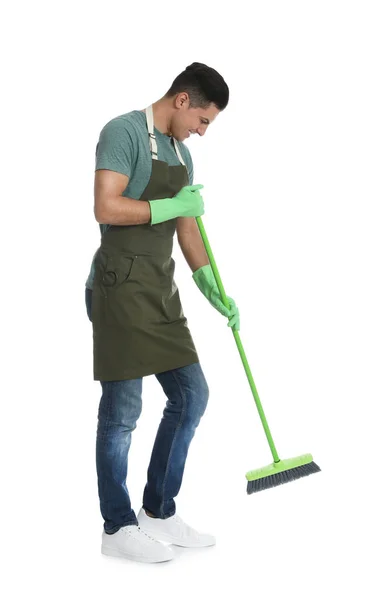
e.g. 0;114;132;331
145;105;186;167
172;138;186;166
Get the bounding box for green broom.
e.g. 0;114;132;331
195;216;321;493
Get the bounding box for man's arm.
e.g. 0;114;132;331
94;169;151;225
176;216;209;272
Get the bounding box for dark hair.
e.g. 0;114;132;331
166;62;229;111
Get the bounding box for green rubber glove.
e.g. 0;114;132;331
149;184;204;225
193;264;240;331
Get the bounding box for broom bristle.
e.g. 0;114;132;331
247;461;321;494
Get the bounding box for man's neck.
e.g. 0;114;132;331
150;99;173;136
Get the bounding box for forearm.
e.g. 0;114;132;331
177;226;210;273
95;196;151;226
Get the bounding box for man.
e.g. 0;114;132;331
85;62;240;563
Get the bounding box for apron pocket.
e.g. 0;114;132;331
94;250;137;326
100;252;135;289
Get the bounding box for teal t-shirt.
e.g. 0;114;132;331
85;110;194;290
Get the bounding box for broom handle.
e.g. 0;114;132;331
195;216;280;463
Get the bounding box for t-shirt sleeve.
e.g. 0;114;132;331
95;118;135;177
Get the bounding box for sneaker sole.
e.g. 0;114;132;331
101;545;174;563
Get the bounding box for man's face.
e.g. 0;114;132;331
171;96;220;142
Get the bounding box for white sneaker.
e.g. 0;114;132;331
137;508;216;548
101;525;174;563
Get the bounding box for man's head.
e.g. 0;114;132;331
165;62;229;142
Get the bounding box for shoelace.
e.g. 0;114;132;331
137;526;159;543
122;525;157;543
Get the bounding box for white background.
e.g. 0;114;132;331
2;0;379;598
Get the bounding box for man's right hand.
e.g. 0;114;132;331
149;184;205;225
173;184;204;218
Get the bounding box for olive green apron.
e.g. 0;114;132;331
91;105;199;381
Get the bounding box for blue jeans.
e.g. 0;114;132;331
85;287;209;534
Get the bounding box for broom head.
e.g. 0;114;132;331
246;453;321;494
